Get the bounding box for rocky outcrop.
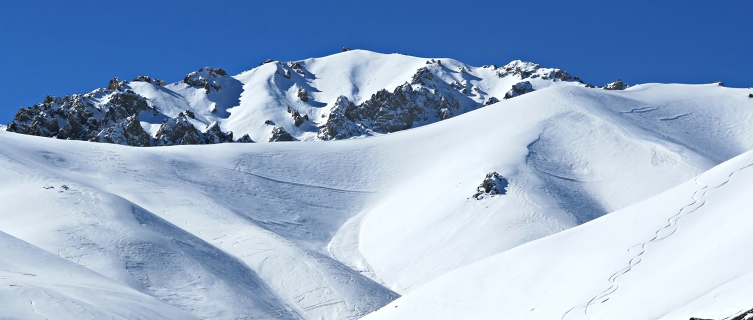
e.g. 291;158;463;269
604;79;629;90
497;60;580;82
203;121;233;144
504;81;534;99
154;114;203;146
297;88;309;102
133;75;166;86
236;134;255;143
484;97;500;106
7;89;153;146
318;82;461;140
473;172;509;199
183;67;227;94
269;126;294;142
95;115;151;147
289;109;309;127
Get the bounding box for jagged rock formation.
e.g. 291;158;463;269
7;80;237;147
297;88;309;102
497;60;580;82
269;126;294;142
133;75;166;86
236;134;255;143
318;83;461;140
96;115;152;147
604;79;629;90
6;51;587;145
290;109;309;127
202;122;234;144
7;89;153;147
473;172;509;199
504;81;534;99
183;67;227;94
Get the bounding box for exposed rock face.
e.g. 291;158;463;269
604;79;629;90
497;60;580;82
290;109;309;127
183;67;227;94
504;81;534;99
7;89;156;147
287;62;305;75
715;81;725;87
108;77;127;91
95;115;151;147
236;134;255;143
202;121;233;144
133;75;166;86
154;114;203;146
484;97;500;106
297;88;309;102
269;126;294;142
473;172;509;199
318;82;461;140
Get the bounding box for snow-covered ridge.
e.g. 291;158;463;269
6;50;588;145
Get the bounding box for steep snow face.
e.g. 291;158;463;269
7;50;583;144
362;149;753;320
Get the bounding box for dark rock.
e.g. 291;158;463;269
269;126;294;142
183;67;225;94
291;109;308;127
287;62;305;75
133;75;166;86
318;82;461;140
236;134;255;143
484;97;500;106
342;47;351;52
473;172;509;199
202;122;233;144
604;79;629;90
749;93;753;98
715;81;725;87
259;59;276;66
297;88;309;102
504;81;534;99
264;120;274;125
154;114;203;146
585;84;596;88
95;114;151;147
108;77;127;91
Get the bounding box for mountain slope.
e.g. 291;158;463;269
0;229;196;319
362;148;753;320
1;51;752;319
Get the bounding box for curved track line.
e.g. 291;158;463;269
563;160;753;320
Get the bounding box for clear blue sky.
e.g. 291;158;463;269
1;0;751;122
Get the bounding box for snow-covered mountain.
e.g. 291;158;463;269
1;50;753;319
7;50;585;145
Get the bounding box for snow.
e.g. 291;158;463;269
2;51;753;319
363;149;753;320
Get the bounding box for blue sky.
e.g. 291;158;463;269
1;0;751;122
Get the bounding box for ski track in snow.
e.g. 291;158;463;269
562;160;753;320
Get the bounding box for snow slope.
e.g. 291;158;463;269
363;148;753;320
1;54;752;318
0;230;195;319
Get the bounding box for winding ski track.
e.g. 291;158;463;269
563;160;753;320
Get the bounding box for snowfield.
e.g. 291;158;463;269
1;50;752;319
